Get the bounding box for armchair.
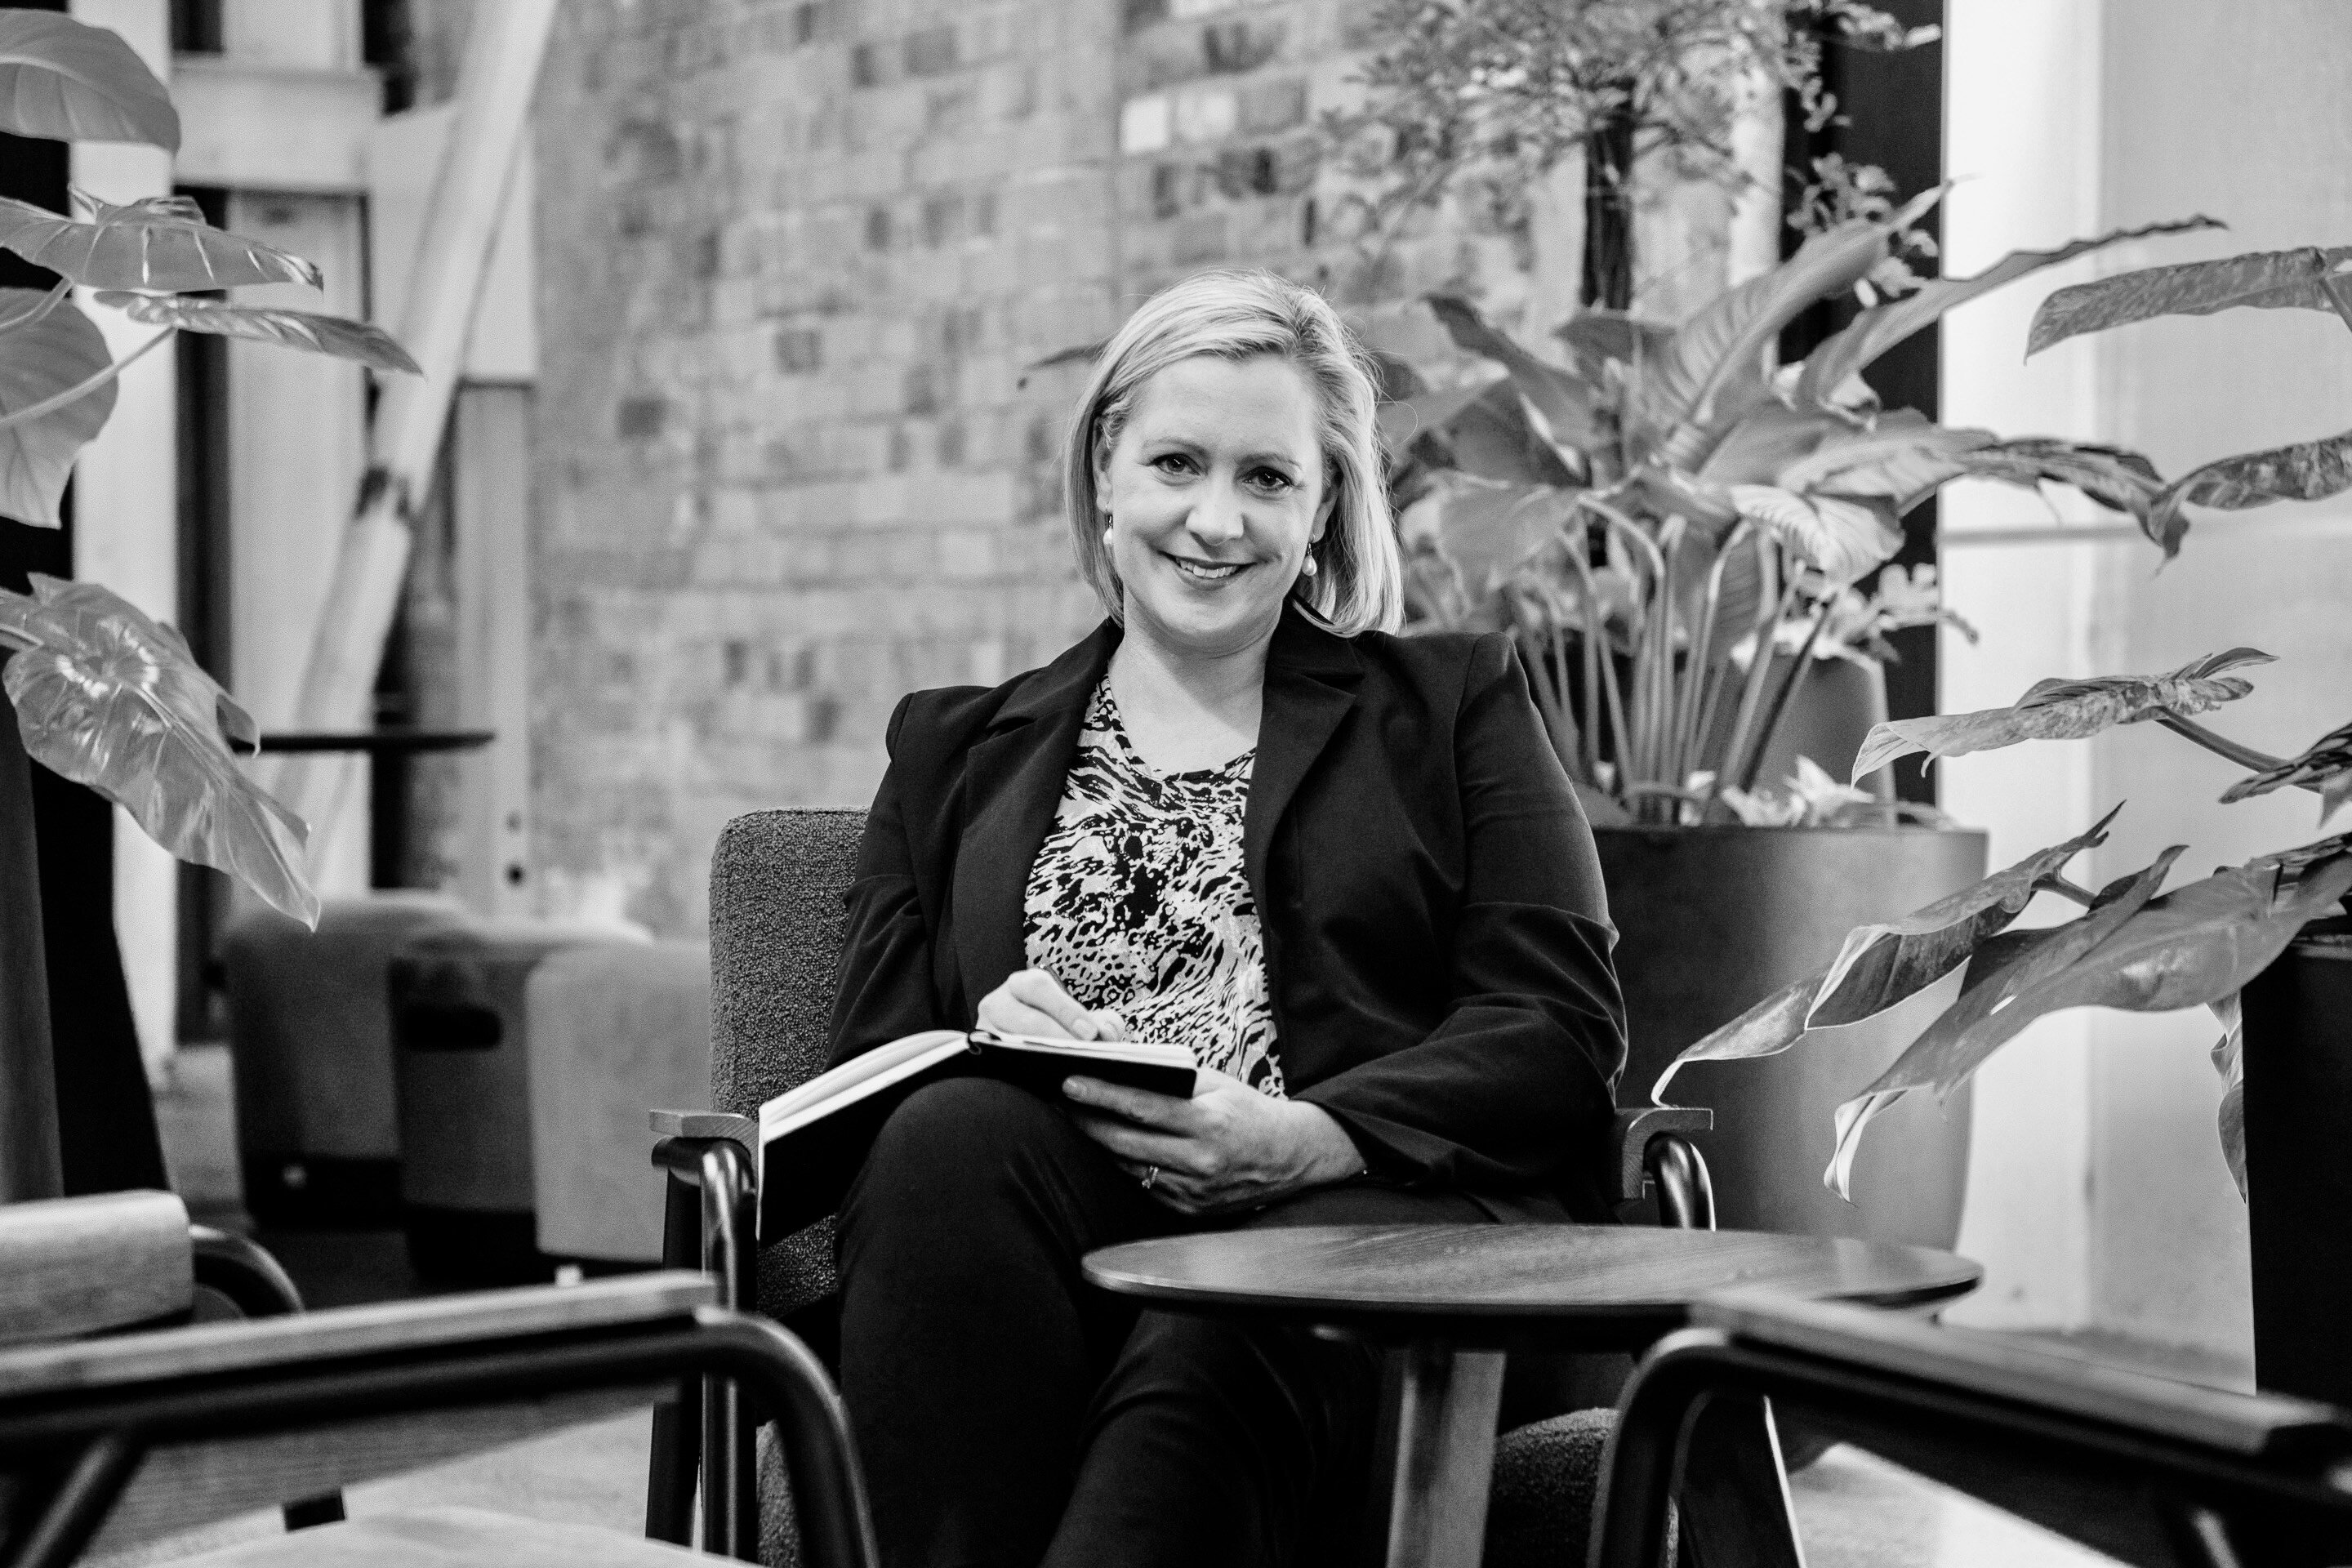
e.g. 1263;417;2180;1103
1595;1290;2352;1568
649;808;1718;1565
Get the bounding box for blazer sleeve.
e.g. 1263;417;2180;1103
825;694;947;1067
1294;635;1627;1197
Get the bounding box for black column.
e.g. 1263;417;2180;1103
1780;0;1947;804
0;0;169;1196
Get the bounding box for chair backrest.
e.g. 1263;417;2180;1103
709;808;868;1316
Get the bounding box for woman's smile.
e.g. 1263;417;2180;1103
1164;552;1251;585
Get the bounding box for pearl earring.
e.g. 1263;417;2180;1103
1299;553;1319;579
1102;526;1114;550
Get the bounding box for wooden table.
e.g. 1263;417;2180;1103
1085;1223;1980;1568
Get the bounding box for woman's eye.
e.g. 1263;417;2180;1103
1248;469;1294;492
1151;453;1195;475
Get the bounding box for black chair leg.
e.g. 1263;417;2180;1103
1673;1393;1805;1568
189;1227;347;1532
647;1169;704;1544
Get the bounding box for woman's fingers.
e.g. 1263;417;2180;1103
1062;1076;1195;1131
1067;1108;1195;1171
977;969;1097;1040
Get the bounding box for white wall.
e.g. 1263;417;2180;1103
69;0;178;1073
1941;0;2352;1370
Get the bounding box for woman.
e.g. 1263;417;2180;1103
827;270;1624;1568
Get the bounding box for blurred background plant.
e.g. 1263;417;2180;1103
1325;0;1937;309
0;7;418;926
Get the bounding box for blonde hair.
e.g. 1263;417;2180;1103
1062;270;1404;636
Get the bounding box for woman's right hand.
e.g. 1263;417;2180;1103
975;968;1127;1042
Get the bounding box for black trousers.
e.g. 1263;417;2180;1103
836;1076;1494;1568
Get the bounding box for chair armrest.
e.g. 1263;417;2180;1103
1694;1290;2352;1461
649;1108;756;1147
0;1192;193;1347
0;1272;880;1568
1607;1107;1713;1207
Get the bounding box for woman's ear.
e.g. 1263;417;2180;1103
1090;423;1115;502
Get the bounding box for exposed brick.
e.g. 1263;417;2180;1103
1201;19;1282;74
1239;76;1306;134
903;24;957;76
617;396;668;438
774;325;823;372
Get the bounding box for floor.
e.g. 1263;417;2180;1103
136;1044;2132;1566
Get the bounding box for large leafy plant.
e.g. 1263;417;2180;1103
1653;241;2352;1195
0;10;419;924
1390;193;2218;823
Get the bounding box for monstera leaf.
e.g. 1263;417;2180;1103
2221;717;2352;822
0;11;177;149
1410;472;1579;600
0;193;319;291
2029;244;2352;357
1793;216;2225;409
1852;648;2273;782
0;287;115;527
1650;809;2121;1103
1825;847;2352;1197
2140;427;2352;558
1726;485;1901;584
0;575;316;924
94;291;421;374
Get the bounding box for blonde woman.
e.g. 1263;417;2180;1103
824;269;1624;1568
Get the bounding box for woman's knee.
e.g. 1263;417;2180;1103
863;1075;1070;1185
839;1077;1098;1259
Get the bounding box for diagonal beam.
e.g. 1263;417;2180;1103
264;0;560;858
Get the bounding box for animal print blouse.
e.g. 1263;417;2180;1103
1022;677;1284;1095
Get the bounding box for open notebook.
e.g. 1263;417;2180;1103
757;1029;1197;1236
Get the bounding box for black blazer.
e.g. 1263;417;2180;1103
826;605;1628;1219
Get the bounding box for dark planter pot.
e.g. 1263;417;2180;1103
1596;826;1988;1248
2240;915;2352;1405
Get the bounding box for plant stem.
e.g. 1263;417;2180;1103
1738;591;1839;792
2155;712;2291;778
2044;876;2100;906
0;280;70;335
1718;571;1799;790
0;327;172;433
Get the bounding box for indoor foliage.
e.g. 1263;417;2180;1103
0;9;419;924
1386;191;2216;825
1655;243;2352;1196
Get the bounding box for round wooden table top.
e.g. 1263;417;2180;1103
1084;1224;1981;1347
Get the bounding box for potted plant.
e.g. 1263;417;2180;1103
1652;241;2352;1395
0;9;418;1196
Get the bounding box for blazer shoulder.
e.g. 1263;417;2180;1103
1343;626;1517;705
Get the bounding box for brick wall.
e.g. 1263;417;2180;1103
528;0;1612;935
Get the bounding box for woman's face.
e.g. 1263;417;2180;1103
1094;354;1334;661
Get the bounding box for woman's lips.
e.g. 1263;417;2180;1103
1164;553;1249;583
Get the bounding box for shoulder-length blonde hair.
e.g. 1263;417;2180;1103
1062;270;1404;637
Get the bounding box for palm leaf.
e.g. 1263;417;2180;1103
1776;415;1999;514
0;575;316;924
1646;186;1944;466
1423;294;1606;451
1794;217;2224;408
0;193;318;291
2142;427;2352;558
1852;648;2273;782
2029;244;2352;357
0;288;114;527
0;11;177;149
94;291;421;374
1727;484;1902;583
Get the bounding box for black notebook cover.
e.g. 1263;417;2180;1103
759;1035;1196;1238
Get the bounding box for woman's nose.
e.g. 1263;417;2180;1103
1187;483;1248;543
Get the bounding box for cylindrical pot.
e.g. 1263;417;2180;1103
1596;826;1988;1248
2240;915;2352;1404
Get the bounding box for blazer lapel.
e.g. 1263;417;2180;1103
1244;608;1364;901
949;621;1118;1015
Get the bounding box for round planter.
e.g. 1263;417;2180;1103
1595;825;1988;1248
2240;915;2352;1404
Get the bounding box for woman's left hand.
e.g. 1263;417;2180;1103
1062;1068;1366;1216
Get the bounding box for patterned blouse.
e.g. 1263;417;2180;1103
1022;677;1284;1094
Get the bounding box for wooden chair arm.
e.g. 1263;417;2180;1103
648;1108;755;1147
0;1191;192;1348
